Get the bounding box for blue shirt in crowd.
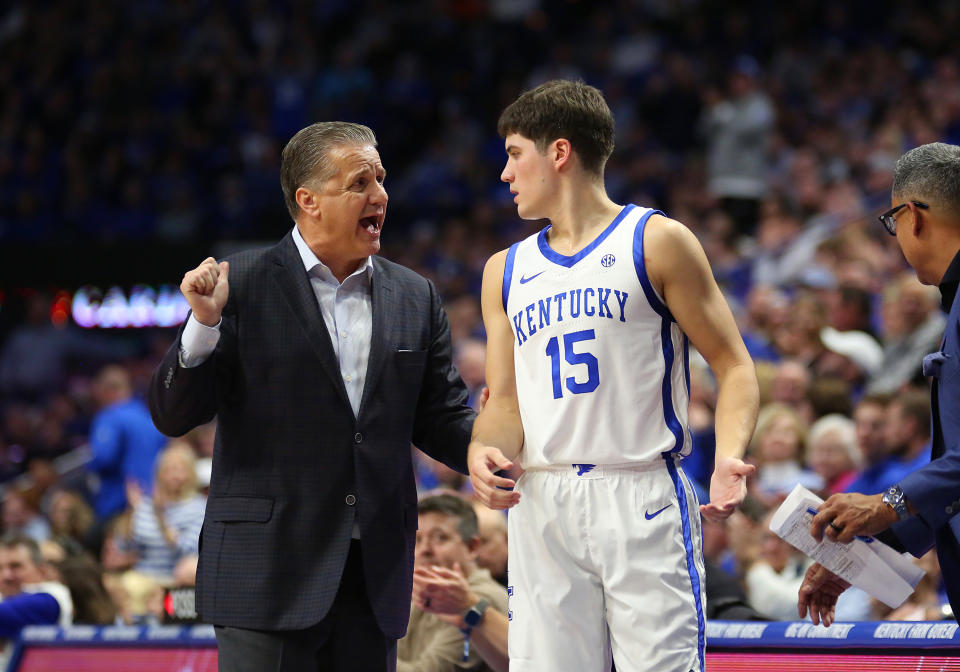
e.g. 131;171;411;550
88;397;168;520
844;454;917;496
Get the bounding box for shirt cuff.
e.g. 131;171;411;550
179;314;221;368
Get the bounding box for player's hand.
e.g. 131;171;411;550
798;562;850;627
810;493;897;544
700;456;755;522
412;562;476;627
468;443;520;510
181;257;229;327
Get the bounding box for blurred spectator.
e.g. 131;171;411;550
806;414;861;496
751;197;834;289
103;568;164;626
868;275;946;394
701;55;774;237
87;363;167;520
732;510;811;620
807;376;855;419
768;359;814;424
454;339;486;411
55;554;116;625
47;488;102;558
738;285;788;363
884;388;932;474
747;403;822;507
124;440;205;582
2;488;50;543
771;293;827;366
826;285;877;337
471;501;507;587
845;393;913;495
0;534;73;668
99;512;136;573
816;326;883;394
400;493;508;672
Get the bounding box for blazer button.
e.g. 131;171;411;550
345;494;357;506
354;432;363;444
947;506;954;515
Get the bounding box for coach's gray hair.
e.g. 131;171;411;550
280;121;377;221
892;142;960;210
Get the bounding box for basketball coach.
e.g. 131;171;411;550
799;142;960;626
149;121;475;671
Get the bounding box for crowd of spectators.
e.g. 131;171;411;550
0;0;959;650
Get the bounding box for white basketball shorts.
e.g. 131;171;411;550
506;457;706;672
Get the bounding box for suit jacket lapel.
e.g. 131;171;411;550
359;258;393;418
269;233;354;415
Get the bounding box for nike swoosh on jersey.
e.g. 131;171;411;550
519;270;545;284
644;504;672;520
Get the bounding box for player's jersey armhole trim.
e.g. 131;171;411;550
632;209;673;322
502;242;520;312
536;203;636;268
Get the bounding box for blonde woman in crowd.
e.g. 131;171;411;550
125;440;206;582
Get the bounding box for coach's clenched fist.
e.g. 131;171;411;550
180;257;229;327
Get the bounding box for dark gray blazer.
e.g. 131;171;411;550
148;231;475;638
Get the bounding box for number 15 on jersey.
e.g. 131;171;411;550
544;328;600;399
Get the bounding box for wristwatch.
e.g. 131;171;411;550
463;599;490;631
882;485;909;520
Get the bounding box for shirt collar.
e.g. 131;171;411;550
938;247;960;312
292;225;373;284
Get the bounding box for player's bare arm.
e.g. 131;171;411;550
468;249;524;510
646;215;759;521
181;256;229;327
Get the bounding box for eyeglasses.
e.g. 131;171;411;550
878;201;928;236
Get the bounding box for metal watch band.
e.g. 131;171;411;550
883;485;909;519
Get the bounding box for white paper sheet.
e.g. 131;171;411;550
769;484;924;609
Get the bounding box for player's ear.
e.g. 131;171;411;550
552;139;572;169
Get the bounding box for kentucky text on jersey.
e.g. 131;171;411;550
512;288;629;347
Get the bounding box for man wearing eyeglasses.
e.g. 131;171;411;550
798;142;960;626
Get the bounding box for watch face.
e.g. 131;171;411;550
464;600;488;627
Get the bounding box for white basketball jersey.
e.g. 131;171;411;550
502;204;692;468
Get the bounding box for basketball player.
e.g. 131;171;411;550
468;80;759;672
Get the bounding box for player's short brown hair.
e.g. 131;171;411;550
497;79;615;177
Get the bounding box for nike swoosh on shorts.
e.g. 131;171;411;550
644;504;672;520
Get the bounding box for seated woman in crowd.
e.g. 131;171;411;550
123;440;206;583
748;403;823;507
